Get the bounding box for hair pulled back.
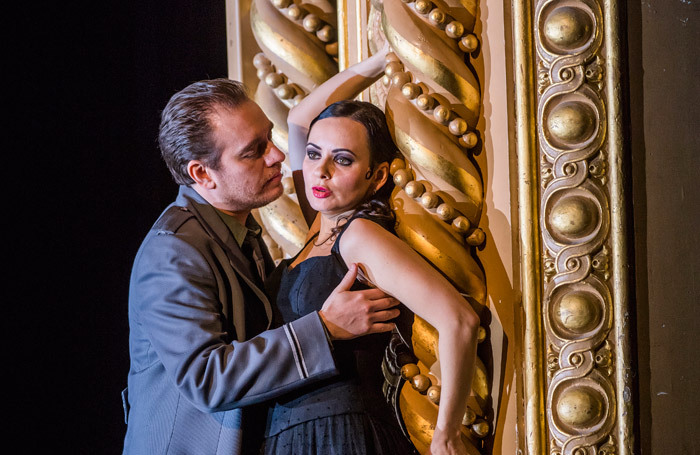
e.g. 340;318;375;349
159;78;249;185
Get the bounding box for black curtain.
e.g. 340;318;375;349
12;1;228;452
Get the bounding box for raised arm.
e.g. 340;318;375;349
338;219;480;455
289;44;390;225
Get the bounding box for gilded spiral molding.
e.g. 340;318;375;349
372;0;489;453
522;0;629;453
250;0;340;259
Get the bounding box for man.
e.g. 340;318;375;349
122;79;400;454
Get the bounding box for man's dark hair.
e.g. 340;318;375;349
158;78;249;185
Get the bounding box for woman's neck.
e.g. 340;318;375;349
317;210;354;243
289;210;354;269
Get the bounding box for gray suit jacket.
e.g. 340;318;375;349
122;186;337;454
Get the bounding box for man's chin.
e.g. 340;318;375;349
255;185;284;208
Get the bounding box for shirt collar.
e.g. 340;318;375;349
215;210;263;248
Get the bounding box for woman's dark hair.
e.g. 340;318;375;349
159;78;249;185
309;100;399;235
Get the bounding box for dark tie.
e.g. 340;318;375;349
242;230;266;282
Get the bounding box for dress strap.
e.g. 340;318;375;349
330;216;376;283
330;217;355;257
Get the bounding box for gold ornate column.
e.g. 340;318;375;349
371;0;494;453
244;0;341;259
513;0;634;453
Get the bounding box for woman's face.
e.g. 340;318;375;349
303;117;387;217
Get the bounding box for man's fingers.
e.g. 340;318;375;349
367;322;396;334
333;264;358;293
366;296;401;311
357;287;391;300
369;309;401;323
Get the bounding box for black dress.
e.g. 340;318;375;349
262;217;414;455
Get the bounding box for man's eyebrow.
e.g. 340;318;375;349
237;122;274;155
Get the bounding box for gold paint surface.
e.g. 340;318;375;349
554;291;600;332
546;101;596;143
394;192;486;302
548;195;597;237
399;363;484;455
515;0;636;451
543;6;592;49
381;0;481;123
512;0;547;452
394;126;483;214
556;387;603;427
258;195;307;253
604;0;635;451
251;0;337;88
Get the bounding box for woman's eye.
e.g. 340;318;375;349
335;156;353;166
306;150;320;159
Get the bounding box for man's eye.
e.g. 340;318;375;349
335;156;353;166
306;150;320;159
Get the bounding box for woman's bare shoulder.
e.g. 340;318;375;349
339;218;402;258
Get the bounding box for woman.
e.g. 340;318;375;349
262;45;479;455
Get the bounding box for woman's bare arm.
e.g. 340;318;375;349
288;44;390;226
338;218;480;455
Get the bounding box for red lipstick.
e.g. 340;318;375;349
312;186;331;198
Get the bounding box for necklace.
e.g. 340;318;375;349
312;232;336;247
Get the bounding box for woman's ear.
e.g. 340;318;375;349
187;160;216;189
372;162;390;193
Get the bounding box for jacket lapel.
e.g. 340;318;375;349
175;186;274;330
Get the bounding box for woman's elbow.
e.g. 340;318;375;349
445;304;480;343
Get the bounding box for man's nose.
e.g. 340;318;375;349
265;141;285;166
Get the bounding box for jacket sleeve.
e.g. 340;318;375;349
129;228;338;413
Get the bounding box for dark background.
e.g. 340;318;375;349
12;1;228;452
10;0;699;453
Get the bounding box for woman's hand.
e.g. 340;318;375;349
428;426;469;455
377;38;391;60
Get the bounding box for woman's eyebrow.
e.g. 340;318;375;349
331;148;355;156
305;143;356;156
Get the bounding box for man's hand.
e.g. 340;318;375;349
319;264;400;340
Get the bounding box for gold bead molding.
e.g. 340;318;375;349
375;0;489;453
250;0;342;259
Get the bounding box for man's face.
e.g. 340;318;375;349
206;100;284;213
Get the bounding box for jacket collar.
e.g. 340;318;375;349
174;186;273;330
175;186;238;251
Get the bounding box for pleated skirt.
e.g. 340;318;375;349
261;412;415;455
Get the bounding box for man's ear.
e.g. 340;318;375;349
187;160;216;189
372;162;390;193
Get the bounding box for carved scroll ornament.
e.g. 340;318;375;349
514;0;634;453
